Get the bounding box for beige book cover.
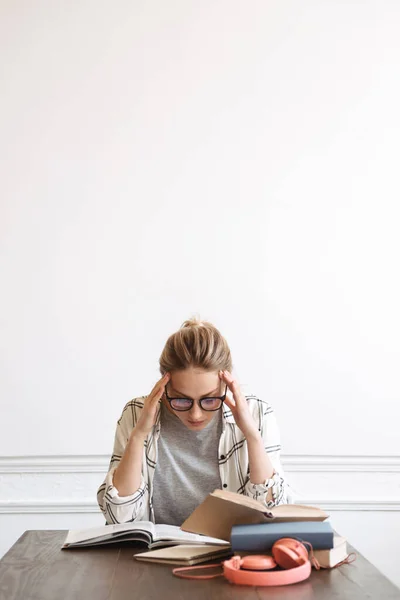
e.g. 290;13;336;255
313;535;348;568
134;544;233;566
181;488;329;541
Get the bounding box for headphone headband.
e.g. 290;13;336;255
223;555;311;586
173;537;313;586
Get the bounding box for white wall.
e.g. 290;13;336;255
1;0;399;588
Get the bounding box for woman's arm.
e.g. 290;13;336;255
97;374;169;523
112;429;146;496
244;407;288;505
246;430;275;485
96;401;149;524
219;370;288;506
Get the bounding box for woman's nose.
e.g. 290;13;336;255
189;402;203;419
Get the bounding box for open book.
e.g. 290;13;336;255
181;489;329;541
62;521;230;550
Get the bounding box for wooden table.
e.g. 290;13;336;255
1;531;399;599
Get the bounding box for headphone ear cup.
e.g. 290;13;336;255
272;538;309;570
240;555;277;571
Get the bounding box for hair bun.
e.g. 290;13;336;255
181;315;205;329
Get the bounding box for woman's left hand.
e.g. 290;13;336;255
219;370;260;440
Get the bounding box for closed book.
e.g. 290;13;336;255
313;535;349;568
134;544;233;566
231;521;334;552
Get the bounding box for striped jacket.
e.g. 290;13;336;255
97;393;290;524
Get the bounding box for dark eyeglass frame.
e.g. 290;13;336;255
164;381;228;412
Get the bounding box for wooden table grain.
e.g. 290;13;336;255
0;530;399;600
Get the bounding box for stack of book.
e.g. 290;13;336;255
230;522;350;568
235;534;350;568
180;489;352;569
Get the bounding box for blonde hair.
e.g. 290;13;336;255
159;314;233;375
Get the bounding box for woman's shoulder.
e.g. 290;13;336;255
243;392;281;441
242;387;275;416
116;395;148;426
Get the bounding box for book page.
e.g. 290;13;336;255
153;524;229;545
270;504;328;520
64;521;155;546
211;489;272;514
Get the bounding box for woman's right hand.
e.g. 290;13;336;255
134;372;170;438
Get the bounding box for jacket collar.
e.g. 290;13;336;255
222;401;236;424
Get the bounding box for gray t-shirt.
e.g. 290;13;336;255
152;401;222;525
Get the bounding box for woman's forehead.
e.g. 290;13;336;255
169;370;221;395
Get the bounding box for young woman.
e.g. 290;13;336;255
97;317;290;525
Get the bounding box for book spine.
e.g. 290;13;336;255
231;528;333;552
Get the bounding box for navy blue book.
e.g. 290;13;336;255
231;521;334;552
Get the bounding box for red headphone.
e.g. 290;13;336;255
173;537;314;586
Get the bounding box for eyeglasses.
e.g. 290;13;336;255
164;381;228;412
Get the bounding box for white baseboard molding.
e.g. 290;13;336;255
1;454;400;473
283;455;400;472
1;498;400;514
1;454;399;515
0;455;109;474
0;500;97;514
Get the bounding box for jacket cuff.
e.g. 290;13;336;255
104;467;147;505
244;471;287;507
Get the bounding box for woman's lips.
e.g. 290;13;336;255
188;420;206;426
